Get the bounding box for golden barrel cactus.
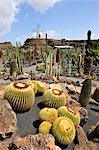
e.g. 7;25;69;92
58;106;80;126
4;82;35;112
42;89;66;108
52;117;76;145
39;107;58;123
39;121;52;134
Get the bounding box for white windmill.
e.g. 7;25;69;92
35;24;44;38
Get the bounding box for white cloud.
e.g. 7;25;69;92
27;0;61;13
0;0;22;36
0;0;62;36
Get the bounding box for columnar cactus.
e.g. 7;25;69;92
79;79;92;107
16;42;23;75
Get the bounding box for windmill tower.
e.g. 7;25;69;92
35;24;44;39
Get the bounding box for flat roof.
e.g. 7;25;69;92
54;45;73;49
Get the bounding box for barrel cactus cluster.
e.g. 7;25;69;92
3;79;88;146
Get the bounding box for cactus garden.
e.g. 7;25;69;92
0;2;99;149
0;30;99;149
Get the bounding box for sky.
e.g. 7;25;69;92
0;0;99;45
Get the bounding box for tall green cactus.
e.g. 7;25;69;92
16;42;23;75
79;79;92;107
6;48;16;76
29;46;33;64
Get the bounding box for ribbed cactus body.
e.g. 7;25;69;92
39;107;58;123
27;81;37;94
39;121;52;134
30;80;47;94
52;117;75;145
58;106;80;126
79;79;92;107
42;89;66;108
4;82;35;112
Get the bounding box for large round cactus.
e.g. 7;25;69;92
4;82;35;112
58;106;80;126
39;107;58;123
52;117;76;145
42;89;66;108
39;121;52;134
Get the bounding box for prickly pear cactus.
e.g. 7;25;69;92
52;117;76;145
79;79;92;107
42;89;66;108
4;82;35;112
39;121;52;134
58;106;80;126
39;107;58;123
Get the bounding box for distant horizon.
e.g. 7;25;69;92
0;0;99;45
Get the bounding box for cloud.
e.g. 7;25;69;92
0;0;22;36
27;0;61;13
0;0;62;36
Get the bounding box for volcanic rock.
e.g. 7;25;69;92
0;100;17;137
0;134;61;150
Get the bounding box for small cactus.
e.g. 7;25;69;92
79;79;92;107
39;121;52;134
39;107;58;123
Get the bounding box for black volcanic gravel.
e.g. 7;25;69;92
16;96;99;150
